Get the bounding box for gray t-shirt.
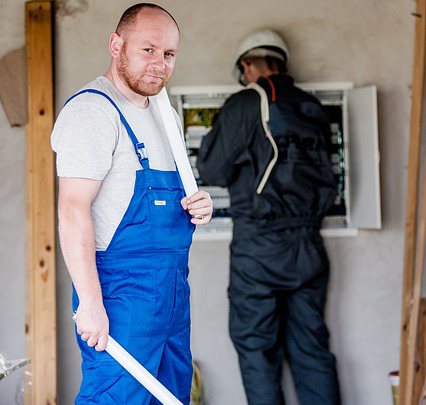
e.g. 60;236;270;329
51;76;180;250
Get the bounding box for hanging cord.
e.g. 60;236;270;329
246;82;279;194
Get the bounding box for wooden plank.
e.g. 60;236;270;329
418;379;426;405
24;105;33;404
414;299;426;405
407;163;426;404
399;0;426;403
25;2;57;404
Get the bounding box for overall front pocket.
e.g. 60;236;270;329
147;186;182;228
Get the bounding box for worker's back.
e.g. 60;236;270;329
197;74;337;236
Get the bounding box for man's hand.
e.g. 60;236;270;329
181;190;213;225
75;299;109;352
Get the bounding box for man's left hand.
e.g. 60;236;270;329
181;190;213;225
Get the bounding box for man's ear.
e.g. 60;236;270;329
109;32;123;59
240;59;250;70
240;59;250;77
241;59;257;79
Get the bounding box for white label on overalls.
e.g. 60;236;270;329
154;200;167;206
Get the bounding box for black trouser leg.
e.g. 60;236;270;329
229;229;341;405
283;271;341;405
229;275;285;405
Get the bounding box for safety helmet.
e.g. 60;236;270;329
232;29;290;84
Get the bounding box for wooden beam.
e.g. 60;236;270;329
24;98;33;404
399;0;426;402
414;299;426;405
406;162;426;404
418;379;426;405
25;2;57;404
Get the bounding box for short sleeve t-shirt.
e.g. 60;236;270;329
51;76;180;250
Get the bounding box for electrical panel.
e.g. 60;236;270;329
170;83;381;238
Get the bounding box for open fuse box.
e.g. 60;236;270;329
170;83;381;239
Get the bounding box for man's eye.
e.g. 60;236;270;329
165;52;175;58
144;48;154;53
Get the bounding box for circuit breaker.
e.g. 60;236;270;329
170;82;381;238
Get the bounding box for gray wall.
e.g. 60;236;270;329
0;0;420;404
0;2;27;404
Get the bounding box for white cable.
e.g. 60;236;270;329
246;83;279;194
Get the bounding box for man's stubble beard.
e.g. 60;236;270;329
117;44;169;97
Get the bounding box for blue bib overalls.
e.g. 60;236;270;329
67;90;195;405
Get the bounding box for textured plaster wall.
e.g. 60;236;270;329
0;0;420;404
0;1;27;404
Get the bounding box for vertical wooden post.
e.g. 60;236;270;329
24;97;33;405
25;1;57;404
399;0;426;403
408;165;426;404
418;379;426;405
414;299;426;404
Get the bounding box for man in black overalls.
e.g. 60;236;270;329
197;29;341;405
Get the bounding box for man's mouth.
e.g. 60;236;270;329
145;74;164;80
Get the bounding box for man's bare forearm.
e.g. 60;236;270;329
58;204;102;304
59;207;102;302
58;201;109;350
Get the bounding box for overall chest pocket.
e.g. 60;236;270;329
148;187;183;228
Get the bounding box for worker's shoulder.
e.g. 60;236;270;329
58;77;124;125
222;87;261;113
64;76;123;112
231;87;262;101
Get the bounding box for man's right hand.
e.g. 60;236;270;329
75;300;109;352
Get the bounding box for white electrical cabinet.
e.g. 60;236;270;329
170;82;381;239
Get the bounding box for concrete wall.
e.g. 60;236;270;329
0;0;420;404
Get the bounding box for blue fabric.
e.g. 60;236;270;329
67;90;195;404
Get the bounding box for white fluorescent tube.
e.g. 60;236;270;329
72;315;183;405
155;87;198;198
106;336;184;405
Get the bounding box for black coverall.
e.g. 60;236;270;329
197;75;341;405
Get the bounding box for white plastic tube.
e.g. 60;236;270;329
105;336;184;405
155;87;198;198
72;315;183;405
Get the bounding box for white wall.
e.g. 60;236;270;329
0;1;419;404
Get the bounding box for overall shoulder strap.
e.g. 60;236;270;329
65;89;149;169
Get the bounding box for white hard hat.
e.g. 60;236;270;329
232;29;290;83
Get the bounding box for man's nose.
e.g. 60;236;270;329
150;52;165;70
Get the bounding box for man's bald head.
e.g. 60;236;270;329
116;3;179;39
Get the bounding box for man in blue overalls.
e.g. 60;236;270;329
51;4;213;404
